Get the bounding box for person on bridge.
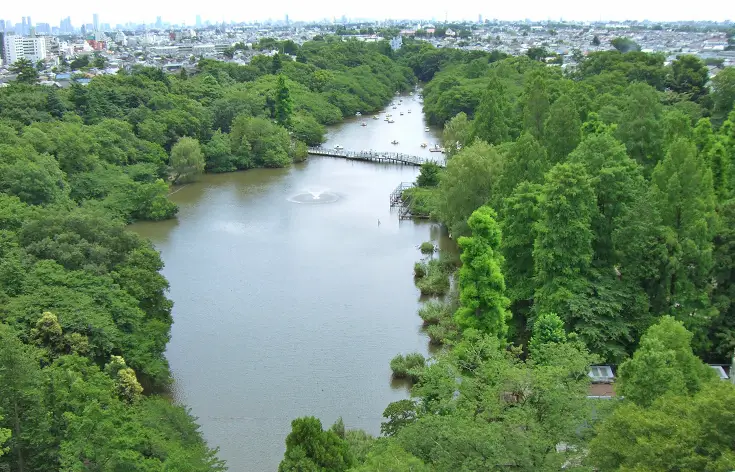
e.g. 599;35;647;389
378;219;381;226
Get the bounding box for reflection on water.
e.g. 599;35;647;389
129;96;451;472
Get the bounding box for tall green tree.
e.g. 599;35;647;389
169;137;205;184
9;59;39;84
454;206;510;337
435;140;504;236
441;112;472;157
533;163;596;324
500;182;542;339
651;138;717;346
668;54;709;101
471;75;510;145
522;71;550;139
543;94;581;163
275;74;293;127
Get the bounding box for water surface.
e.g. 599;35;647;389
131;93;446;471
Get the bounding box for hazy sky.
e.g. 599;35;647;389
3;0;734;27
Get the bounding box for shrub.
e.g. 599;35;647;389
420;241;435;255
438;250;461;271
418;299;450;325
413;261;427;278
415;259;450;296
390;353;426;382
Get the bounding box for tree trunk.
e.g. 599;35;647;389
13;401;24;472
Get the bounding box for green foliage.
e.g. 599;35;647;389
533;163;596;323
611;37;642;53
414;259;451;296
10;59;39;84
380;400;418;437
589;381;735;472
389;353;426;382
275;74;293;127
617;316;717;407
435;140;504;236
416;162;441;187
279;417;353;472
170;136;205;183
543;94;581;163
441;112;472;157
419;241;435;255
455;206;510;337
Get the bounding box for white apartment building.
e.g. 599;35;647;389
3;35;47;64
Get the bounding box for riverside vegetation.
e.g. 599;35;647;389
279;40;735;471
0;38;412;470
3;32;735;471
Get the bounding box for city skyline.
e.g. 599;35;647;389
2;0;734;29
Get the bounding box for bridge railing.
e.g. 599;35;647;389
307;147;444;167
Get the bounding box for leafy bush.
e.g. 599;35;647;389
414;262;427;278
420;241;435;255
415;259;450;296
390;353;426;381
418;299;450;325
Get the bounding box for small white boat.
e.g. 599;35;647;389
373;115;379;120
361;122;367;127
409;92;414;95
424;127;430;132
386;113;392;117
355;112;362;116
408;109;412;113
400;112;404;116
420;143;428;148
392;106;397;109
391;140;399;145
388;119;395;123
334;145;344;150
429;144;445;153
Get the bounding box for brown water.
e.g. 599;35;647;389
130;93;448;471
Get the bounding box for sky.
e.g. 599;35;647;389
3;0;734;27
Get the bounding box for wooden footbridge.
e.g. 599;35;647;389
308;147;444;167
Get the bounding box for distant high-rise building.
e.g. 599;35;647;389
21;17;27;35
3;34;47;64
93;13;99;31
196;15;202;27
285;14;289;25
156;16;163;28
478;14;483;24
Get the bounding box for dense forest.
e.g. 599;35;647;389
3;32;735;470
278;41;735;471
0;38;411;470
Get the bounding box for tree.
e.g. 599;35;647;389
416;162;440;187
169;137;205;184
592;35;601;46
381;399;417;437
589;382;735;472
522;71;550;138
611;37;641;53
668;54;709;101
10;58;39;84
279;417;353;472
534;163;596;322
651;138;717;345
496;132;549;200
471;75;510;145
435;140;504;236
274;75;293;127
203;130;236;173
271;52;283;74
454;206;510;337
500;182;542;338
543;94;581;163
616;316;716;407
711;67;735;122
441;112;472;157
0;325;48;472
